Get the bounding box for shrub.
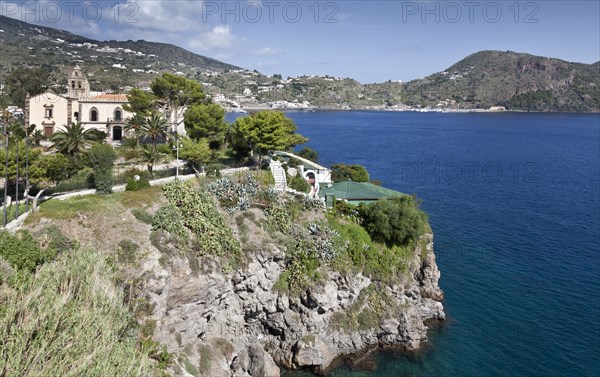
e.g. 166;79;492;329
287;157;301;168
132;208;154;224
0;230;50;272
122;168;150;182
289;174;311;193
162;180;241;259
297;147;319;162
48;167;94;194
205;163;222;178
359;196;428;247
206;174;259;213
331;163;370;182
119;148;141;160
152;205;187;238
125;177;151;191
156;143;172;155
39;154;79;184
117;239;140;264
89;144;117;194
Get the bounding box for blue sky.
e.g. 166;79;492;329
2;1;599;83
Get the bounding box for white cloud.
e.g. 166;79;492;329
123;0;207;33
188;25;242;51
253;47;283;56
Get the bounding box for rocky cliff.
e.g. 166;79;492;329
144;232;444;376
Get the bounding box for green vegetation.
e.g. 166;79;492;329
330;283;396;332
27;186;162;222
289;174;311;193
273;192;428;294
126;177;152;191
297;147;319;163
359;196;428;247
153;204;187;238
116;239;140;264
89;144;117;194
184;103;227;148
132;208;155;225
403;50;600;111
4;66;50;107
231;111;308;161
50;122;103;157
206;174;259;213
39;153;79;184
0;230;52;273
0;140;45;187
0;247;155;376
124;169;152;191
180;138;212;169
506;90;554;111
331;163;370;182
141;114;168;151
162;180;241;260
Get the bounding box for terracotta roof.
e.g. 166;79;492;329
90;93;129;102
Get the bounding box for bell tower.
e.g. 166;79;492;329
67;65;90;99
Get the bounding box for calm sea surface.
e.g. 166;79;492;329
228;111;600;377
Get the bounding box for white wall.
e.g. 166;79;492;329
29;92;74;135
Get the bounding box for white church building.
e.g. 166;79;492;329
26;66;133;142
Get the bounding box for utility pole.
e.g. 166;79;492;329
25;123;29;212
14;121;19;218
2;116;8;227
172;132;182;178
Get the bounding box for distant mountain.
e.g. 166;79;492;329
1;16;598;112
403;50;599;112
0;15;241;91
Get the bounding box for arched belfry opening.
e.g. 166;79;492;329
67;65;90;99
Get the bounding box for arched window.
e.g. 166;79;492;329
71;80;76;89
90;108;98;122
74;111;79;121
114;108;122;121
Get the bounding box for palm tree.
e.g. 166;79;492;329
51;122;99;156
142;114;168;152
124;113;145;147
140;145;160;176
30;129;45;146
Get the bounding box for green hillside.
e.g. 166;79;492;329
403;50;599;112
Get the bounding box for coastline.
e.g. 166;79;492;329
231;106;600;114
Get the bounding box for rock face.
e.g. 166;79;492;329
147;234;444;376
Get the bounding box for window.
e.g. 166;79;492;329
45;108;53;118
74;111;79;121
71;80;76;89
90;108;98;122
114;108;122;121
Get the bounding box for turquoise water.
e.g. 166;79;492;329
230;111;600;376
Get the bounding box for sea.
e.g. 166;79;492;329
228;111;600;377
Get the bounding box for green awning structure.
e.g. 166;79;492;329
319;181;405;205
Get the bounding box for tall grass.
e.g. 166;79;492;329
1;202;29;224
0;248;155;376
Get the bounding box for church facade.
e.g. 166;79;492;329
26;66;133;142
